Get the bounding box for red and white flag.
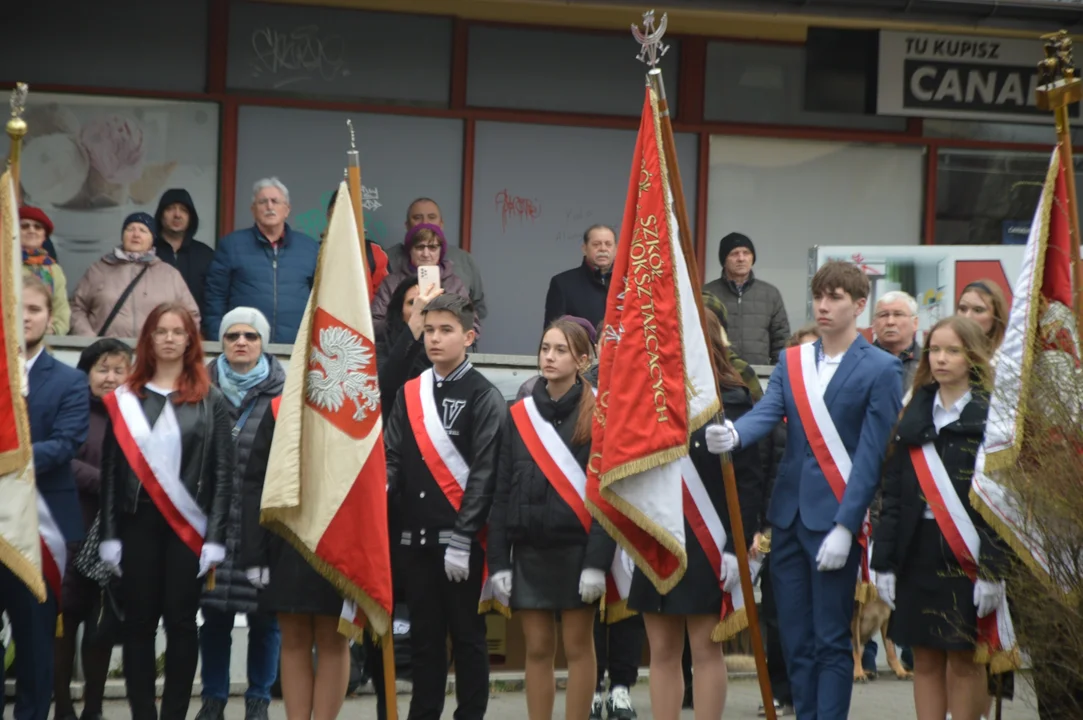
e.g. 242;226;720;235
586;86;719;593
971;148;1076;670
0;168;45;602
261;182;393;639
37;492;66;600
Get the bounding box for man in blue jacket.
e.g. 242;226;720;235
0;276;90;720
203;177;319;343
705;260;902;720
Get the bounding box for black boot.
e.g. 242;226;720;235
244;698;270;720
194;698;226;720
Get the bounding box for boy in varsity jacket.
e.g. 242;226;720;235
384;294;507;720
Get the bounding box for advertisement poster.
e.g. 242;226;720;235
1;93;220;287
808;245;1025;337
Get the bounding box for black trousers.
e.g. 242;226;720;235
593;611;644;690
400;544;489;720
120;501;203;720
0;565;57;720
759;555;792;705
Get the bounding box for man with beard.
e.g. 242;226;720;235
543;224;616;329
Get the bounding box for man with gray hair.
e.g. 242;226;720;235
872;290;921;395
204;177;319;343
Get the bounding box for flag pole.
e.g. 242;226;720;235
633;13;776;720
6;83;28;204
1035;30;1083;338
344;120;398;720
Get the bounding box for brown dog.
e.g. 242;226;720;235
852;590;912;682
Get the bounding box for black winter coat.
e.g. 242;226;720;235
201;355;286;614
543;261;611;330
101;386;234;546
488;379;616;574
871;384;1008;577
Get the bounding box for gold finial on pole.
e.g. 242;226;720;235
1035;31;1083;330
7;83;29;203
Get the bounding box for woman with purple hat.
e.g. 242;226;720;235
71;212;200;338
370;223;474;336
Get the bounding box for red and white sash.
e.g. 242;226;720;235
910;443;1018;669
510;396;633;618
103;385;206;555
405;370;506;616
37;491;66;601
787;343;872;594
681;455;747;641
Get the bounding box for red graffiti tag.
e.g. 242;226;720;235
495;189;540;233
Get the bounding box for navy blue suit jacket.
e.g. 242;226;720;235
732;335;902;534
28;351;90;543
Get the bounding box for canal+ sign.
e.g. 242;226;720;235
877;31;1080;123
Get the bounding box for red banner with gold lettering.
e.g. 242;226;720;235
586;87;719;593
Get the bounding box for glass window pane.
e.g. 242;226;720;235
935;149;1083;245
924;119;1083;145
706;136;924;327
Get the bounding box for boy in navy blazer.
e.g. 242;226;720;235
706;261;902;720
0;276;89;720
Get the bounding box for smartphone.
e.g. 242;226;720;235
418;265;441;293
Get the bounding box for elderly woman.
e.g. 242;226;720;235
371;223;473;336
20;205;71;335
71;212;200;338
53;338;133;720
196;308;285;720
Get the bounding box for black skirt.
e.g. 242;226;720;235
889;519;978;651
511;544;589;611
260;537;344;617
627;519;721;616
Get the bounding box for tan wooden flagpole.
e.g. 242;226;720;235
345;120;398;720
633;12;776;720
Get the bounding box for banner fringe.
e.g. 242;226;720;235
711;607;748;643
260;514;391;638
586;496;688;596
0;537;45;602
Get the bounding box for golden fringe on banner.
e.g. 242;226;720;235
711;607;748;644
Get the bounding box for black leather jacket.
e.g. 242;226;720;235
101;386;234;545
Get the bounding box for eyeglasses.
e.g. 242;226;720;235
255;197;286;207
224;331;260;343
413;243;441;252
152;328;188;340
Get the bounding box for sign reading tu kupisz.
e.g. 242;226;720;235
877;30;1080;123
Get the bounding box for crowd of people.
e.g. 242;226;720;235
0;173;1034;720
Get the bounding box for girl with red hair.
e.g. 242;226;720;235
97;303;234;720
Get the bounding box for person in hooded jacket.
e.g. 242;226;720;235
196;308;286;720
371;224;474;336
489;319;616;720
154;188;216;320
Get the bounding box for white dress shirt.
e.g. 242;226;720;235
923;388;972;518
817;350;846;395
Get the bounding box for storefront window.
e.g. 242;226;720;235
935;149;1083;245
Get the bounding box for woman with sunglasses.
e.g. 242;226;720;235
195;308;287;720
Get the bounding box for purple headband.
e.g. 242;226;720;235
557;315;598;345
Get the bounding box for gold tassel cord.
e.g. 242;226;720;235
710;607;748;643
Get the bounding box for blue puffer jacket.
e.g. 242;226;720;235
203;224;319;343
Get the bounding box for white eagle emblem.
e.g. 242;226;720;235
306;326;380;421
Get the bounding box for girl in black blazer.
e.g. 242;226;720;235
872;316;1008;720
488;319;616;720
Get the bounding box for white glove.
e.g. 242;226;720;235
444;546;471;583
875;571;896;610
245;567;270;590
491;570;513;598
579;568;607;603
974;579;1005;619
816;525;853;572
720;552;740;594
98;539;123;577
198;542;226;578
705;420;738;454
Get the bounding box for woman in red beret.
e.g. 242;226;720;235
20;205;71;334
